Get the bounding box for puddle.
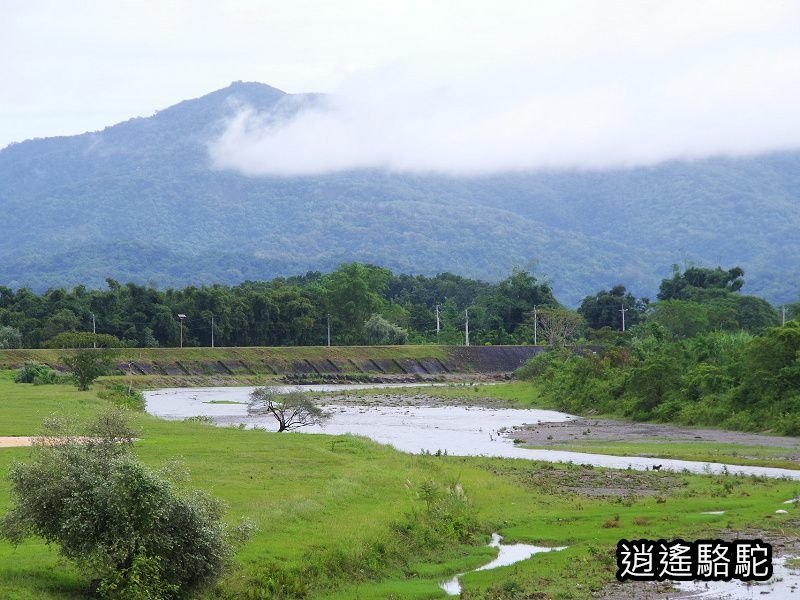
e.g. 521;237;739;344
677;556;800;598
701;511;726;515
145;386;800;479
439;533;566;595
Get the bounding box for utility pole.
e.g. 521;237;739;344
465;308;470;347
620;304;628;332
211;313;215;348
178;314;186;348
327;314;331;347
127;360;134;394
782;306;787;326
533;305;538;345
91;313;96;349
435;304;440;337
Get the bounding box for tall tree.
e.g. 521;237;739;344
579;285;647;331
658;265;745;301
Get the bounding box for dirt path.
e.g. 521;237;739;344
0;437;36;448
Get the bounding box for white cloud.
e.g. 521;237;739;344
208;1;800;176
4;0;800;164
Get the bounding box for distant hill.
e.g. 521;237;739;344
1;81;798;305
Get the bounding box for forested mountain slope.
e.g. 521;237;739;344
1;81;798;304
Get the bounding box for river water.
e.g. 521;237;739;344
145;384;800;480
145;384;800;599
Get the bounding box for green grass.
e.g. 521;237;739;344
523;439;800;470
0;370;105;434
0;345;448;370
1;372;799;599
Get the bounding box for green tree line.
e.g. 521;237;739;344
0;264;557;348
0;263;794;350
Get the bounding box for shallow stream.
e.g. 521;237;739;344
145;384;800;479
439;533;566;595
145;384;800;598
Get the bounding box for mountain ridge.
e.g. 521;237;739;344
1;81;798;305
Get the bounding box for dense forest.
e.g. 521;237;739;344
518;266;800;435
1;82;799;305
0;263;794;351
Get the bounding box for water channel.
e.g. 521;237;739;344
145;383;800;598
439;533;567;595
145;384;800;480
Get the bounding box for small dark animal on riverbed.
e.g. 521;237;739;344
652;464;662;471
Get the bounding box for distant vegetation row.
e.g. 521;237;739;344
514;266;799;434
0;263;795;350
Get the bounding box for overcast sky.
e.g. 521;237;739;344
4;1;800;174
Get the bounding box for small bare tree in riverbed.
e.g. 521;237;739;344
248;387;331;432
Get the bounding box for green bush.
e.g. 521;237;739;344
0;411;250;599
43;332;123;349
516;324;799;434
97;383;146;411
13;362;69;385
62;349;117;390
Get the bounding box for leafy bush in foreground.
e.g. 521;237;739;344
0;412;251;599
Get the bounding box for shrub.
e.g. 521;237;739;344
364;314;409;345
0;412;251;599
13;362;67;385
44;332;123;349
97;383;146;411
62;349;117;390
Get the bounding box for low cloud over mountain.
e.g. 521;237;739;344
209;3;800;176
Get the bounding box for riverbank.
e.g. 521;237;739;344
3;373;800;599
310;384;800;470
0;344;542;379
146;385;800;478
514;417;800;470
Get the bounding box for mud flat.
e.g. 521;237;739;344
513;417;800;452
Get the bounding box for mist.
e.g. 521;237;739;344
208;1;800;177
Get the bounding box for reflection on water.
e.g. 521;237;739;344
145;385;800;479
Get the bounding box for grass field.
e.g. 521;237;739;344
0;372;798;599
